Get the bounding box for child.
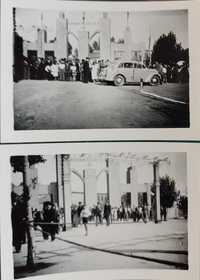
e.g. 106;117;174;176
80;205;91;236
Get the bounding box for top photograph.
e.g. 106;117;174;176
1;0;199;142
13;9;189;130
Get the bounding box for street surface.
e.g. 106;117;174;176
14;81;189;130
14;219;188;278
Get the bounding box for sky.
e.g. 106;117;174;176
15;8;188;50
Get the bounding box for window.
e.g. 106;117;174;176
124;63;133;68
118;63;124;68
118;63;134;68
127;167;132;184
135;63;146;69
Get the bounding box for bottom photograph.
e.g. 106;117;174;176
10;152;188;278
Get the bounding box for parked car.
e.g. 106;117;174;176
99;61;162;86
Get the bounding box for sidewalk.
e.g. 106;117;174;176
14;219;188;278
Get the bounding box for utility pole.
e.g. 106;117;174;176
83;170;86;205
23;156;35;268
55;155;59;207
153;161;161;223
105;155;110;202
61;154;67;231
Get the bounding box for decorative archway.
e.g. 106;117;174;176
89;31;100;43
96;167;109;179
68;31;79;42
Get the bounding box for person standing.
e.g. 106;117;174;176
91;61;99;83
58;59;65;81
83;59;90;83
95;202;102;226
104;201;111;226
11;194;26;253
80;205;91;236
77;201;84;225
50;60;59;80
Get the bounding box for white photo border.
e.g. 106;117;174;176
1;0;200;143
0;141;200;280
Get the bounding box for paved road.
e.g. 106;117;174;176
14;80;189;130
14;219;188;278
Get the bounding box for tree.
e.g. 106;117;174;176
11;156;45;268
151;32;186;66
151;175;177;208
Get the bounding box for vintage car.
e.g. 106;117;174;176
99;61;162;86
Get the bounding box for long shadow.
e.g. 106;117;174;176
14;263;56;279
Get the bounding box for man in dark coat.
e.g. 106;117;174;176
104;201;111;226
11;193;26;253
77;201;84;225
83;59;90;83
42;202;59;241
95;202;102;226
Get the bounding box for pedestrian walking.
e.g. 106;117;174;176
95;202;102;226
80;205;91;236
42;202;59;241
77;201;84;225
71;204;79;227
104;201;111;226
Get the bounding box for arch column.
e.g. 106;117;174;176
55;12;68;59
108;159;121;207
99;12;111;60
84;168;97;206
130;165;138;207
78;30;89;59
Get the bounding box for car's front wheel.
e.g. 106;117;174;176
150;75;161;86
114;75;125;86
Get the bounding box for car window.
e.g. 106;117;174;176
136;64;143;69
118;63;124;68
118;63;134;68
124;63;133;68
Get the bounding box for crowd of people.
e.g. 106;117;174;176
21;56;107;83
16;55;189;84
11;191;172;252
154;61;189;84
70;200;166;235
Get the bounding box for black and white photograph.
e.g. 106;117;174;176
10;152;188;279
13;8;189;130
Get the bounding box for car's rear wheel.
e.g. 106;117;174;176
114;75;125;86
150;75;160;86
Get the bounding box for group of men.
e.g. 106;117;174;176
11;192;60;253
71;201;112;228
154;61;189;84
22;56;105;83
